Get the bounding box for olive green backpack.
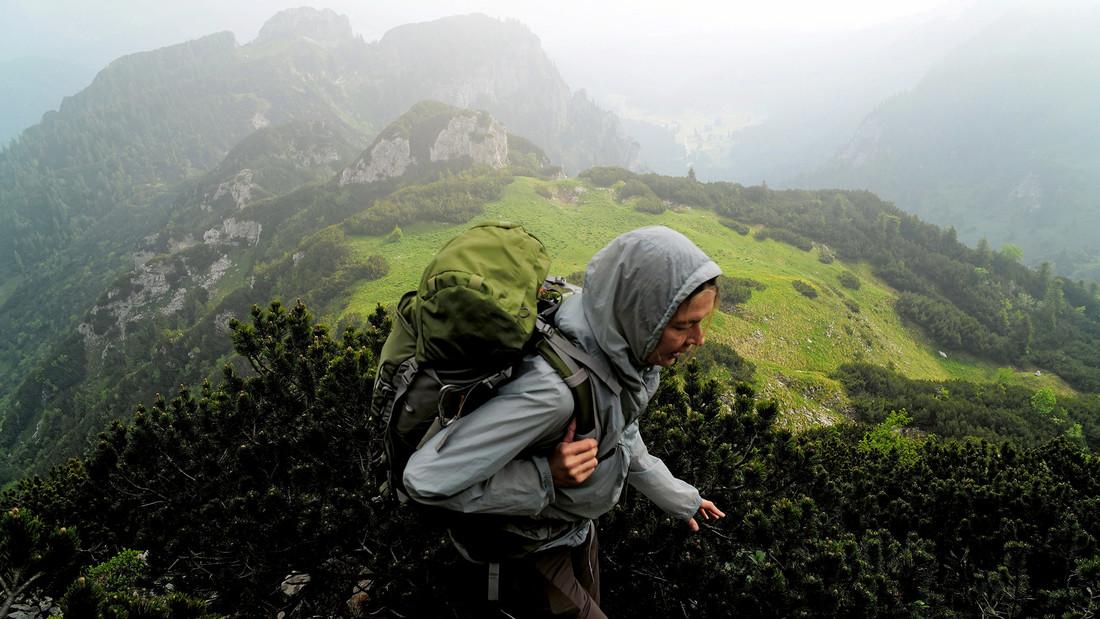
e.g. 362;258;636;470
370;221;619;506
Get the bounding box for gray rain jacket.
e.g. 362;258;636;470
403;225;723;551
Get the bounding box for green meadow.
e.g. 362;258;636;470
343;175;1069;429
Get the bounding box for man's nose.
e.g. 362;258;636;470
687;324;704;346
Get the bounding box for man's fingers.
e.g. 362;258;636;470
560;438;597;457
565;447;598;472
562;418;577;443
697;500;725;519
552;435;598;486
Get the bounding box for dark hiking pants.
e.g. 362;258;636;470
446;526;606;618
499;526;605;618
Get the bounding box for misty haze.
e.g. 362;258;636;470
2;0;1100;616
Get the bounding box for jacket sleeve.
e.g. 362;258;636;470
623;421;702;520
402;355;574;517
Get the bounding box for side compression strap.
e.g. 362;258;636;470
488;562;501;601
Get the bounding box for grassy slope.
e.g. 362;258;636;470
342;175;1070;429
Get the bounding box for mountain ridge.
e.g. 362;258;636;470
0;9;642;465
798;3;1100;280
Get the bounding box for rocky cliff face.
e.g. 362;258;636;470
373;14;638;175
339;107;508;186
339;136;412;186
430;113;508;168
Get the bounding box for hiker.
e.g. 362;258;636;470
403;225;725;617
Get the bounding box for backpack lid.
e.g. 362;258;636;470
413;222;551;368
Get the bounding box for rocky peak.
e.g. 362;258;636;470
339;104;509;186
255;8;355;47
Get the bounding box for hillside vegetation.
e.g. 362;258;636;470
343;175;1063;426
2;299;1097;617
3;123;1100;617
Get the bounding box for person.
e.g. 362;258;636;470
403;225;726;617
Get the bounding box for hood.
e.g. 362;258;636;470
581;226;722;377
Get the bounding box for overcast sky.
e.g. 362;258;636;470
1;0;975;66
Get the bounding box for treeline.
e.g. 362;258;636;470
834;362;1099;451
343;166;514;235
580;167;1100;393
2;300;1099;617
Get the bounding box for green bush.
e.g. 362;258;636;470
86;548;146;594
578;166;636;187
717;275;765;311
769;228;814;251
720;218;750;235
634;195;666;214
690;342;755;383
619;179;655;201
792;279;818;298
837;272;861;290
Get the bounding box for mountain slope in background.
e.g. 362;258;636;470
0;8;638;469
799;3;1100;280
559;0;1015;186
0;9;636;277
0;98;559;479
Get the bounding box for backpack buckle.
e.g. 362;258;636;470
435;368;514;428
436;382;472;427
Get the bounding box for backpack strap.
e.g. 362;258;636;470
535;317;621;396
487;562;501;602
379;356;420;502
533;317;622;444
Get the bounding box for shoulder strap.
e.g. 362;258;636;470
535;317;621;396
534;317;622;439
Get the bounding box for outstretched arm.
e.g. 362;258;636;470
622;421;713;523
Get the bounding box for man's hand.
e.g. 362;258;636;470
550;419;598;487
686;499;725;531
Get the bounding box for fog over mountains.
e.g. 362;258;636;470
6;8;1100;614
799;2;1100;281
7;1;1096;281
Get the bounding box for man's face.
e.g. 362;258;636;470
647;289;716;367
